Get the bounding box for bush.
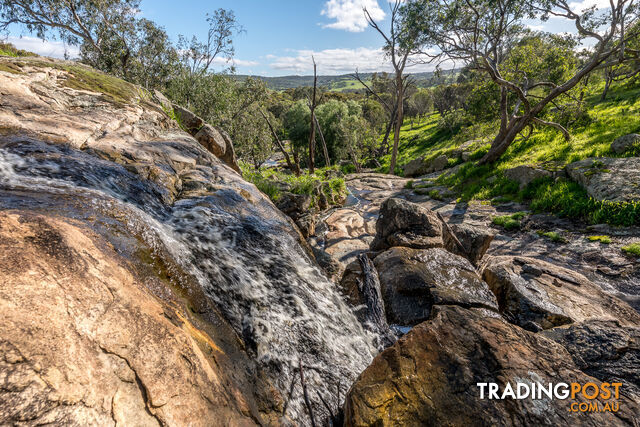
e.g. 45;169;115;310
622;243;640;256
492;212;527;230
587;235;612;244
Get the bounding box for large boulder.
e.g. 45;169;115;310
173;104;241;173
543;320;640;399
504;165;552;188
0;212;265;425
611;133;640;154
373;247;499;325
482;256;640;331
371;198;444;251
275;192;312;219
344;305;639;426
403;155;448;178
566;157;640;202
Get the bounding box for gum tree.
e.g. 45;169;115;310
402;0;640;164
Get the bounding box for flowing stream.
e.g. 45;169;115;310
0;138;379;424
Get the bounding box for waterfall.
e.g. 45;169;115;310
0;138;378;424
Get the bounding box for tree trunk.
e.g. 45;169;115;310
478;118;528;165
378;117;394;156
314;114;331;168
308;58;318;174
260;109;300;176
389;75;404;175
601;71;613;101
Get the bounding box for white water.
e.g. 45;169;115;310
0;140;379;424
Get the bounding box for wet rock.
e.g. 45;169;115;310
344;305;639;427
566;157;640;202
504;165;552;188
371;198;444;251
0;212;264;426
0;56;377;425
481;256;640;331
543;320;640;398
444;223;495;265
611;133;640;154
373;247;498;325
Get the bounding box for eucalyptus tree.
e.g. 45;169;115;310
402;0;640;164
0;0;139;52
364;0;423;174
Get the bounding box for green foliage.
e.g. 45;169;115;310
622;243;640;256
241;165;347;206
587;235;612;244
0;42;35;57
524;178;640;227
492;212;527;230
428;189;443;200
537;231;568;243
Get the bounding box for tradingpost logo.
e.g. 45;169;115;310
477;381;622;413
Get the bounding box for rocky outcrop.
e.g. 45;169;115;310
482;256;640;331
344;305;639;426
566;157;640;202
403;154;448;178
504;165;552;188
171;103;241;173
443;223;495;265
0;211;266;425
543;320;640;399
372;247;498;325
371;198;444;251
611;133;640;154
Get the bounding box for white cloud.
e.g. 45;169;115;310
268;47;437;75
321;0;386;32
210;57;259;68
2;36;79;59
567;0;610;11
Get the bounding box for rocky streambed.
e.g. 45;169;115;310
1;56;640;427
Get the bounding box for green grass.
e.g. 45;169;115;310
390;83;640;227
0;42;35;57
523;178;640;226
537;230;568;243
587;235;612;244
241;163;347;207
622;243;640;256
492;212;528;230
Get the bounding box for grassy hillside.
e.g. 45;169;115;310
381;83;640;226
235;69;459;91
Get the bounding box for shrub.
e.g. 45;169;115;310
622;243;640;256
492;212;528;230
587;235;612;244
537;231;568;243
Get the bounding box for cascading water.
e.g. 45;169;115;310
0;138;380;425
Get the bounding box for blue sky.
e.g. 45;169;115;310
3;0;608;76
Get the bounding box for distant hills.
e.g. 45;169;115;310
234;69;459;92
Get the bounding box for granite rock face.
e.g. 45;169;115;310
373;247;498;325
344;305;639;427
0;212;264;426
371;198;444;251
566;157;640;202
482;256;640;331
